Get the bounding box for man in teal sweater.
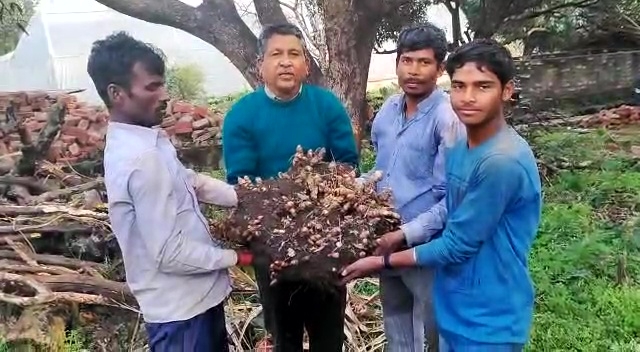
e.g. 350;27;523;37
341;39;542;351
222;23;359;352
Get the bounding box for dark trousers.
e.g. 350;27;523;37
145;303;229;352
255;261;347;352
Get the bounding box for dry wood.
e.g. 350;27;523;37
0;223;95;235
4;302;72;350
29;178;104;204
4;237;38;266
33;274;135;304
0;204;109;219
0;175;51;194
0;272;54;306
0;250;101;270
0;260;78;275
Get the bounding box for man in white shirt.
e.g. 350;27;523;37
87;31;253;351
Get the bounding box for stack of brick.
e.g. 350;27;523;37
161;100;224;149
578;105;640;128
0;91;224;165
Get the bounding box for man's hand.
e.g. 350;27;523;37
236;251;254;266
374;229;406;256
340;256;384;284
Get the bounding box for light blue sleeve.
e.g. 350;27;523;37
414;154;523;266
401;107;466;246
128;150;238;273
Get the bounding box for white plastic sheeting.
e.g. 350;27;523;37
0;0;255;104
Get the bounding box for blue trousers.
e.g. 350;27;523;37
145;303;229;352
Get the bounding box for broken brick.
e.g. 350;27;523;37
78;118;91;131
68;143;81;156
192;118;210;130
175;120;193;134
172;101;193;114
193;105;209;119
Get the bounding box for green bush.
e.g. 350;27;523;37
166;63;206;103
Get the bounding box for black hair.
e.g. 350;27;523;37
445;39;515;86
257;23;306;57
396;23;448;64
87;31;166;107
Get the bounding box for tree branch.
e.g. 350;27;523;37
507;0;599;23
254;0;289;25
373;47;397;54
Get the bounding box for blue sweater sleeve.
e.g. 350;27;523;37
221;99;258;185
323;90;359;169
414;154;524;266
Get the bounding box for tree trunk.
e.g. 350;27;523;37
443;1;464;46
319;0;382;149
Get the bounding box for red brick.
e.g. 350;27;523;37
192;118;210;130
61;126;89;144
71;108;90;118
193;105;209;119
174;120;193;134
78;118;90;130
172;101;193;114
192;128;209;139
60;134;77;144
194;131;215;143
34;112;49;122
178;114;194;123
64;114;83;126
68;143;81;156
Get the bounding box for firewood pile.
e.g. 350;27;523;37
0;92;139;348
211;147;401;287
577;105;640;128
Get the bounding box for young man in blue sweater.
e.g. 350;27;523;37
222;24;358;352
358;23;464;352
342;39;542;351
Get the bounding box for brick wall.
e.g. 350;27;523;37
515;49;640;104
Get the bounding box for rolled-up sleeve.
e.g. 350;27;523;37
128;151;238;274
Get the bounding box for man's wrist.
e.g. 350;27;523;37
382;253;393;269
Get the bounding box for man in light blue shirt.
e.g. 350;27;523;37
87;31;253;352
358;24;464;351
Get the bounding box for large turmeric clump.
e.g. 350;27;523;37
211;146;400;286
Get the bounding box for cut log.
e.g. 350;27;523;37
32;274;135;305
0;176;51;194
0;223;95;235
29;178;104;204
14;102;66;177
0;250;102;270
3;302;73;351
0;260;78;276
0;204;108;220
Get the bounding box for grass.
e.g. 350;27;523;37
525;127;640;351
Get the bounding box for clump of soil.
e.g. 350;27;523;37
211;146;400;286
